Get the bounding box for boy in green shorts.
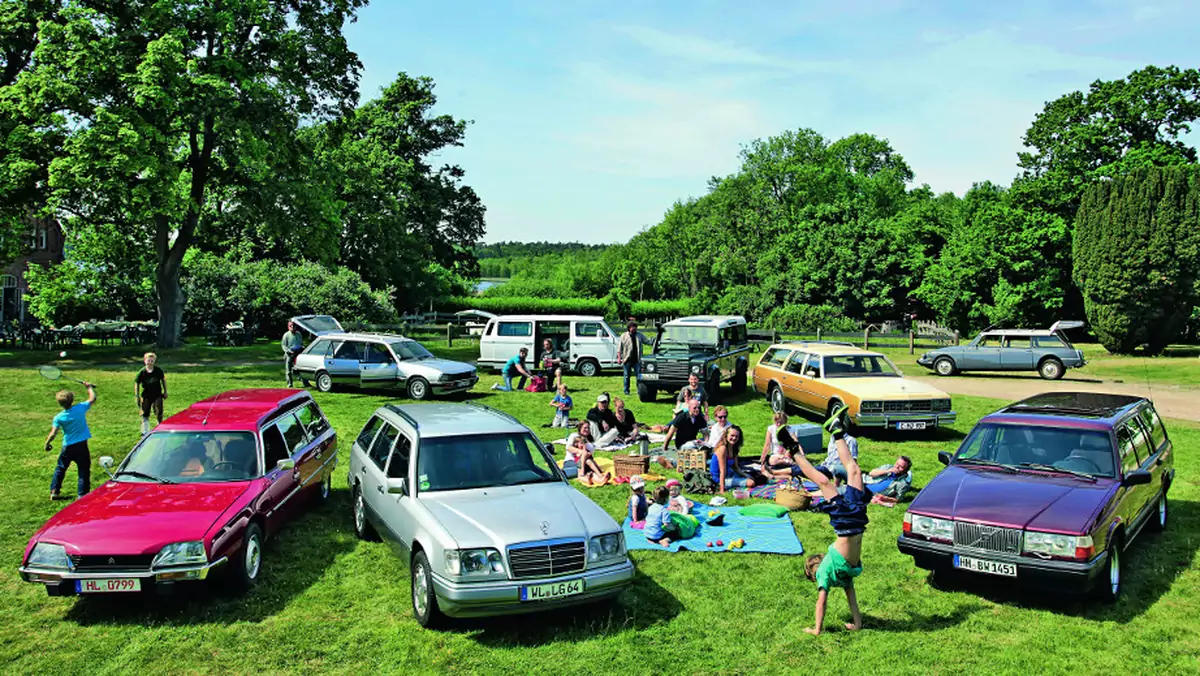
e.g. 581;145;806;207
777;403;870;635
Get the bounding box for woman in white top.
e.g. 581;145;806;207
705;405;730;447
760;411;793;469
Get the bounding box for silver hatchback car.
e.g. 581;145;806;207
290;316;477;400
349;403;634;627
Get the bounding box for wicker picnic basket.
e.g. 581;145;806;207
775;486;811;511
613;454;650;478
678;447;707;472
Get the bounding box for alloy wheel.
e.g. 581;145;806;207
244;532;262;581
413;560;429;618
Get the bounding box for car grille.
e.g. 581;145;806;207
651;362;693;381
884;400;933;413
69;554;155;572
952;522;1021;554
507;540;587;579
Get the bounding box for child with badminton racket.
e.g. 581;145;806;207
44;381;97;500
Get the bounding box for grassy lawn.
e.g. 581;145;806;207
0;351;1198;674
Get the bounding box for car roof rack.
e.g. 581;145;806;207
384;404;420;430
784;340;856;348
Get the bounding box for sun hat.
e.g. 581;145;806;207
629;475;645;490
665;479;681;488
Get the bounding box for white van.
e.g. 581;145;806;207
478;315;621;377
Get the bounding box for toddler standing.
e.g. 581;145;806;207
549;384;572;428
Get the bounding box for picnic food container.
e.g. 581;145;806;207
775;486;811;511
679;447;707;472
614;454;650;478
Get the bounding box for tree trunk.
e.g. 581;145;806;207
156;265;185;348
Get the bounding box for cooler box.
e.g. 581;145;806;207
786;423;823;455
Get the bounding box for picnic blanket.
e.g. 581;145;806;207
556;456;664;486
749;477;898;505
623;505;804;555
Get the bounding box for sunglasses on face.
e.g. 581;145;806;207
716;415;727;420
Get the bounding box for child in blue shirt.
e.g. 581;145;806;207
44;383;97;500
550;384;573;427
644;486;677;547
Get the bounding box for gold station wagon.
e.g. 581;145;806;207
752;342;957;432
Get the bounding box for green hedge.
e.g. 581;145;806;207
442;295;691;319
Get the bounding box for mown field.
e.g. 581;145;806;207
0;344;1197;675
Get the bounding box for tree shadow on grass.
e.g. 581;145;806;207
924;499;1199;623
62;490;355;627
455;570;682;647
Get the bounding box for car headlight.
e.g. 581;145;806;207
152;541;207;568
445;548;505;577
588;533;626;566
27;543;70;570
690;365;702;374
860;400;883;413
644;363;656;373
1023;531;1093;560
933;398;952;412
906;513;954;542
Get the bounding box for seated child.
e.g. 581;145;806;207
628;475;648;525
760;411;794;469
550;384;573;428
567;432;610;486
778;404;870;636
666;478;692;513
643;486;677;546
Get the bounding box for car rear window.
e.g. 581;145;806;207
956;423;1115;477
1139;406;1167;451
1033;335;1066;348
357;415;384;449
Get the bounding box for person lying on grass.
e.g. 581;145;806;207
778;403;870;635
865;455;913;507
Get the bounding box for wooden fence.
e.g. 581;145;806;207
747;328;959;354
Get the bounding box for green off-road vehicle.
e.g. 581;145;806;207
637;316;751;404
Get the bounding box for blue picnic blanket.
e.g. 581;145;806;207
623;505;804;555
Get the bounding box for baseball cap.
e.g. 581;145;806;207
629;475;645;490
597;394;609;403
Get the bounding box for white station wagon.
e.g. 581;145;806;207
349;402;634;627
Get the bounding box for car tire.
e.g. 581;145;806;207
228;523;263;593
769;384;787;414
1096;534;1122;602
637;382;656;403
411;550;444;628
315;371;334;393
731;361;747;393
577;359;600;378
352;485;379;542
1149;491;1168;532
707;370;721;404
934;357;957;377
1038;358;1064;381
407;377;430;401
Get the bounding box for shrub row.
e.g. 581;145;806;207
441;295;691;320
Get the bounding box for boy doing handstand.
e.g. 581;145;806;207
777;404;870;635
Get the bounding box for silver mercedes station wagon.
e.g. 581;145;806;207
349;402;634;626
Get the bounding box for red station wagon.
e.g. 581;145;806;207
19;389;337;597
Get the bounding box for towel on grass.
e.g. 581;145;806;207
556;456;664;486
623;505;804;555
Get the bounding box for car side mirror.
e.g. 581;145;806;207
99;456;114;469
276;458;296;471
938;451;953;466
1122;469;1152;487
387;477;408;495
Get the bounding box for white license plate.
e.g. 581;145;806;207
897;421;928;431
641;373;659;380
76;578;142;593
954;555;1017;577
520;578;584;601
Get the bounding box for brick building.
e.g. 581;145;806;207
2;217;64;325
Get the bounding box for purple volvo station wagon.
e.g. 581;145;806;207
898;392;1174;601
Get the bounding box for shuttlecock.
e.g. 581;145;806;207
58;351;67;358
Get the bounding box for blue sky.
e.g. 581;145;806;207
345;0;1200;244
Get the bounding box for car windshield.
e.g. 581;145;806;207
823;355;900;378
953;423;1115;478
659;326;717;348
118;431;259;483
416;432;562;492
391;341;433;360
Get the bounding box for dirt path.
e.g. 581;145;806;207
912;374;1200;423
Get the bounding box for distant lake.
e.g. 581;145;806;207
475;278;508;293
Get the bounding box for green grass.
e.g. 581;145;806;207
1;351;1198;674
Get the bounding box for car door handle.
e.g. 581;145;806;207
376;484;384;494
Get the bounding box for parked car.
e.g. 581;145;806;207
897;392;1174;600
637;315;750;404
917;321;1087;380
19;389;337;597
349;402;634;626
290;315;477;399
477;314;621;377
752;341;956;431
